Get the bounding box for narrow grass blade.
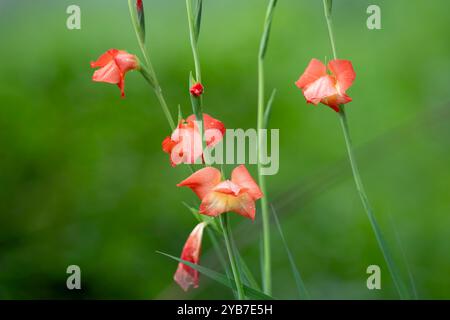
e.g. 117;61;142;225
271;205;310;299
227;223;261;291
236;251;261;291
388;213;418;299
182;202;221;233
219;214;246;299
157;251;274;300
205;228;237;299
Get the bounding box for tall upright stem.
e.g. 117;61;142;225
220;214;245;300
323;0;338;60
257;59;271;294
186;0;206;163
322;0;408;299
257;0;278;295
186;0;202;84
128;0;175;130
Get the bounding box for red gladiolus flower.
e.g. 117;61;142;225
177;165;263;220
162;113;225;167
190;82;204;97
174;222;206;291
90;49;139;97
295;58;356;112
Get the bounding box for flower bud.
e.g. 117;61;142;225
189;82;204;97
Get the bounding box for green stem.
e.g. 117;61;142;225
258;59;271;295
128;0;175;130
186;0;202;84
186;0;206;164
323;0;338;60
322;0;408;299
220;214;245;300
338;108;409;299
257;0;278;295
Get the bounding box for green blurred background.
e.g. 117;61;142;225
0;0;449;299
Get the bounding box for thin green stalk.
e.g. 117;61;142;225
186;0;206;164
323;0;337;60
257;0;278;295
186;0;202;84
220;214;245;300
257;60;271;295
338;108;409;298
322;0;409;299
128;0;175;130
187;1;246;298
186;0;203;121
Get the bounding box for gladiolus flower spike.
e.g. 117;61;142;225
295;58;356;112
90;49;139;97
177;165;263;221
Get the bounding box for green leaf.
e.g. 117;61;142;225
219;214;246;300
194;0;203;42
157;251;274;300
182;202;221;233
189;71;196;85
224;214;261;292
259;0;278;59
177;105;183;123
324;0;333;17
263;89;276;129
271;205;310;299
138;66;155;89
236;251;261;291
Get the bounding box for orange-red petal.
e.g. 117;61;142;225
162;136;176;154
199;191;256;220
186;113;226;147
231;165;263;200
90;49;117;68
114;51;139;74
328;59;356;93
174;222;206;291
91;49;138;97
92;60;121;84
302;75;337;105
295;58;327;89
322;92;352;112
177;166;222;200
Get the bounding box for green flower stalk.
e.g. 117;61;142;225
257;0;278;295
128;0;175;130
185;0;245;299
220;214;245;300
322;0;409;299
186;0;207;164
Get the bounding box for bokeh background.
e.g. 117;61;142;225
1;0;449;299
